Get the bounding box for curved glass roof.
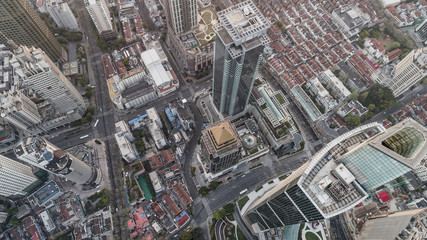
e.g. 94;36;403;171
382;127;425;158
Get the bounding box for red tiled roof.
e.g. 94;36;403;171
376;191;391;203
161;149;175;164
162;194;180;216
174;182;192;206
387;49;402;61
370;39;385;52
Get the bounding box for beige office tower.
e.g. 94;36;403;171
14;137;95;185
165;0;198;34
0;155;38;197
0;90;43;133
84;0;116;38
10;44;86;117
0;0;67;63
373;48;427;97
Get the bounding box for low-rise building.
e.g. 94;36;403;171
146;107;167;149
149;171;164;196
337;100;369;118
27;181;63;208
141;48;179;97
39;210;55;232
0;212;7;224
332;5;371;38
318;69;351;101
114;120;138;162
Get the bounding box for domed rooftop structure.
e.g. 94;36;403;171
242;134;257;149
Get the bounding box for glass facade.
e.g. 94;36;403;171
340;145;411;191
248;185;323;229
382;127;425;158
0;0;66;62
212;38;264;116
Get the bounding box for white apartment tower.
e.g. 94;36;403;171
0;155;38;197
84;0;115;38
45;0;79;31
14;137;94;185
9;44;86;117
374;48;427;97
165;0;198;34
0;90;42;132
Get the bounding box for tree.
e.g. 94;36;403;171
180;231;192;240
392;41;401;49
10;217;21;226
368;104;376;111
360;30;370;39
87;105;95;115
224;203;235;214
209;181;219;190
213;209;227;220
350;91;359;100
84;86;93;98
142;22;148;28
191;228;203;240
198;186;209;196
123;57;130;67
112;38;126;48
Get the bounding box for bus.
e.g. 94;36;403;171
94;119;99;127
239;189;248;195
80;135;89;139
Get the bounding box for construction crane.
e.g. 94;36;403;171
368;179;411;198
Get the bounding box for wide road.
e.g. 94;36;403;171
206;151;309;211
74;1;129;239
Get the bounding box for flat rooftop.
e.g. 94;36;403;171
215;0;269;44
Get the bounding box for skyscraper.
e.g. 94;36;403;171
212;1;270;116
0;155;38;197
165;0;198;34
241;119;427;234
0;0;67;63
84;0;116;39
200;121;242;174
14;137;95;185
373;48;427;97
10;44;86;118
45;0;79;31
0;89;43;133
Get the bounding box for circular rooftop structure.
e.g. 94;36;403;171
242;134;257;149
42;151;54;162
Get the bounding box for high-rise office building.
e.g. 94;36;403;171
200;121;242;174
0;0;67;63
415;19;427;45
165;0;198;34
212;1;270;115
45;0;79;31
84;0;116;39
9;44;86;117
241;119;427;234
14;137;95;185
0;89;43;133
0;155;38;197
373;48;427;97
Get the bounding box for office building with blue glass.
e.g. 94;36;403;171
241;119;427;234
212;0;269;116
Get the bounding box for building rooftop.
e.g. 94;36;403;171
28;181;62;207
216;0;269;44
